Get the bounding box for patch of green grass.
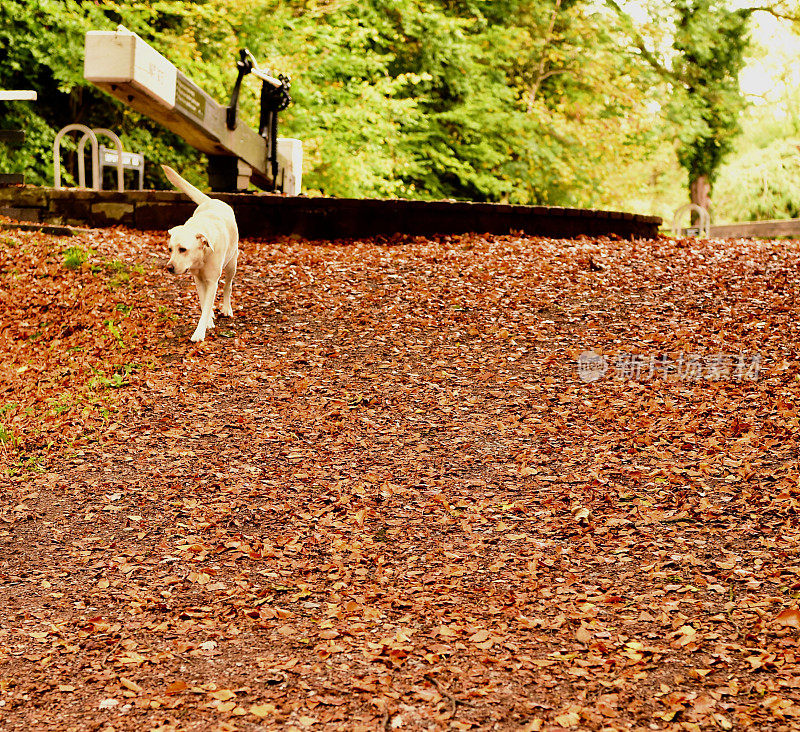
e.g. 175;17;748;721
105;319;124;345
63;245;94;270
89;372;126;390
0;423;15;445
108;373;127;388
47;393;76;417
88;363;138;390
64;250;142;288
15;453;45;474
0;402;18;417
107;261;130;287
5;449;47;477
105;259;143;288
157;305;176;321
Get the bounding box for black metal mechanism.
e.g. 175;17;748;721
259;73;291;190
226;49;254;132
223;48;292;191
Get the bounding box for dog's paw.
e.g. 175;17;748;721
221;305;233;317
207;319;215;330
190;328;206;342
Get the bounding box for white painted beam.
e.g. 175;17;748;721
0;90;38;101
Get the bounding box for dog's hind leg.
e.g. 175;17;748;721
220;254;237;317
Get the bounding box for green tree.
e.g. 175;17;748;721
236;0;539;201
245;0;659;204
669;0;749;211
605;0;800;214
511;0;665;206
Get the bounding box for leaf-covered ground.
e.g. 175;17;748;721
1;225;799;731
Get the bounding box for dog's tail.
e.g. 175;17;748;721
162;165;212;206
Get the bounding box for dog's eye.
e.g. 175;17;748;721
178;247;187;254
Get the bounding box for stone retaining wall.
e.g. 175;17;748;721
0;187;662;240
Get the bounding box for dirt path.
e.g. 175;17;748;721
1;227;799;731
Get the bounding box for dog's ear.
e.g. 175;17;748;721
168;226;178;237
196;233;214;251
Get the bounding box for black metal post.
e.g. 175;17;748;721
226;49;254;131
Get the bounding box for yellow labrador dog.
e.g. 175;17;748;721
162;165;239;342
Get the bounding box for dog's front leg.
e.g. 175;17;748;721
193;277;214;332
191;276;219;342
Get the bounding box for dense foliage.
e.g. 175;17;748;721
711;16;800;223
0;0;798;219
714;90;800;222
714;137;800;220
0;0;661;205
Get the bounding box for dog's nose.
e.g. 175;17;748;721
166;263;175;273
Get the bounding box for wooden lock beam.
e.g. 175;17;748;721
84;26;271;190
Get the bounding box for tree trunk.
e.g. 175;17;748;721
689;175;711;223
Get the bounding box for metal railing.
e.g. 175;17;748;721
672;203;711;237
53;125;133;192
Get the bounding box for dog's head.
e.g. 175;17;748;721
165;225;213;275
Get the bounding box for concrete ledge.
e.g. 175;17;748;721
0;187;662;240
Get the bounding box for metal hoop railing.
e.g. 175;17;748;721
53;124;99;189
672;203;711;237
77;128;124;192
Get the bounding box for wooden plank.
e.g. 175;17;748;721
708;219;800;238
139;193;666;239
84;28;268;186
